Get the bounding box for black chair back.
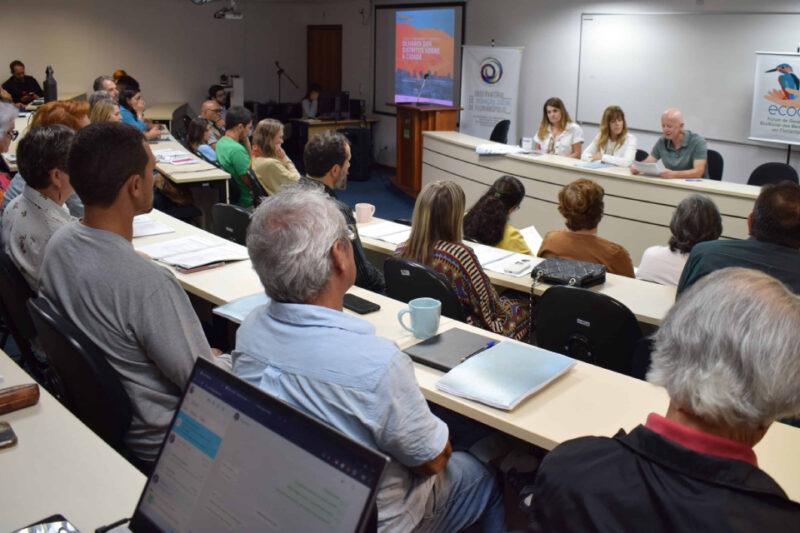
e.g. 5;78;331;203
246;169;269;207
489;120;511;144
211;203;251;245
27;297;133;451
0;247;43;380
384;257;466;321
707;149;724;181
635;149;649;162
748;162;799;186
535;286;642;377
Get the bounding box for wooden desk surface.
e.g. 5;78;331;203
144;102;186;122
356;217;676;327
137;210;800;502
0;351;146;531
150;136;230;185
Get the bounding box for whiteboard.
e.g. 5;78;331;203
577;13;800;144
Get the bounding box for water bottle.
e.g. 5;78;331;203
43;65;57;102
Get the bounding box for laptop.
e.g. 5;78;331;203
128;358;388;533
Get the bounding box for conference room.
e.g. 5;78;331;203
2;1;800;532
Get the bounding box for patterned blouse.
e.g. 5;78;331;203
429;241;530;341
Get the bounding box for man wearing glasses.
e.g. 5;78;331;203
198;100;225;147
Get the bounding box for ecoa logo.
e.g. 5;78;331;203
768;104;800;117
480;58;503;84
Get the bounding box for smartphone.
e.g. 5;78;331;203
0;421;18;449
343;293;381;314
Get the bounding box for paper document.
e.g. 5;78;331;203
358;220;410;240
435;341;576;410
137;236;248;270
213;293;270;324
519;225;543;255
475;144;527;156
483;253;544;277
133;215;175;238
466;242;515;267
632;159;666;176
381;229;411;246
153;148;200;166
575;161;612;170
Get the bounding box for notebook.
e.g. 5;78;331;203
403;328;496;372
213;293;270;324
128;358;388;533
436;341;575;410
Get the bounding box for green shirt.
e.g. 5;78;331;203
215;135;252;208
651;130;708;178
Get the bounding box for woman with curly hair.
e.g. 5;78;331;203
538;178;635;277
637;194;722;286
397;180;530;340
463;175;531;254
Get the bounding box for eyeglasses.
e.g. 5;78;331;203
5;129;18;141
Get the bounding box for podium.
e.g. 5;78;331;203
389;103;460;196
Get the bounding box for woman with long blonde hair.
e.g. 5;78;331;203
533;97;583;158
581;105;638;167
88;99;121;124
398;180;530;340
251;118;300;195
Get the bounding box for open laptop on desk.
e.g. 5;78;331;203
127;358;388;533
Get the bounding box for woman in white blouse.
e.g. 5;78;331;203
533;97;583;158
637;194;722;286
582;105;638;167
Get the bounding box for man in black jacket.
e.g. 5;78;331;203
302;131;385;293
528;267;800;532
2;60;43;108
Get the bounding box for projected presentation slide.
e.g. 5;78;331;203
395;8;456;106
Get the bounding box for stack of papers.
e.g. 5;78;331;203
137;236;248;271
153;148;199;166
475;144;528;156
631;159;666;176
213;293;270;324
436;341;575;410
358;221;411;246
133;215;175;238
575;160;612;170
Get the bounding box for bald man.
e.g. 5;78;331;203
632;108;708;179
198;100;225;146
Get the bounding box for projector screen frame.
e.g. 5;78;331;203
373;1;466;117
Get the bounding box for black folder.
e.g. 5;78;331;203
403;328;496;372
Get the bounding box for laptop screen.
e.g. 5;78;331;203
129;358;387;533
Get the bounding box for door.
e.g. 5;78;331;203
307;25;342;91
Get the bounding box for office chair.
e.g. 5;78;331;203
635;149;649;162
489;120;511;144
748;162;799;186
211;203;251;245
0;247;48;384
27;297;134;457
383;257;466;321
706;149;723;181
245;169;269;207
535;285;642;377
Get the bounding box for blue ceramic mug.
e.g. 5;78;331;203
397;297;441;339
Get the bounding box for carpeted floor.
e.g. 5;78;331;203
337;166;415;221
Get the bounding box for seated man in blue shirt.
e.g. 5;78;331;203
232;185;504;532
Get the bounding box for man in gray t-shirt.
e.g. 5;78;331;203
39;123;213;463
633;107;709;179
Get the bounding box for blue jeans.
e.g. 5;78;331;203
414;451;505;533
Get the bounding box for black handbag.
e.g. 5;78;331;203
531;257;606;287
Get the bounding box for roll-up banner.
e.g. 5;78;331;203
460;46;523;143
749;51;800;145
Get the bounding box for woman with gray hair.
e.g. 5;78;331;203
637;194;722;286
526;267;800;532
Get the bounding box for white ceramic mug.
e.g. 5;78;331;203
521;137;534;151
355;203;376;223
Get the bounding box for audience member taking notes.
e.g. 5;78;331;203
581;105;637;167
538;178;635;277
677;181;800;294
250;118;301;195
2;125;76;288
39;123;219;466
637;194;722;286
232;186;504;532
398;180;531;341
464;175;532;255
302;130;386;293
632;107;708;179
527;268;800;531
533;97;583;158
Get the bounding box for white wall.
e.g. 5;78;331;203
360;0;800;181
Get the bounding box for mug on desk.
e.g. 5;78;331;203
521;137;534;151
355;203;376;223
397;297;441;339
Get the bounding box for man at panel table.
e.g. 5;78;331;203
631;107;708;179
527;268;800;532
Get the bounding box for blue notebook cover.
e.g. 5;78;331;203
435;341;575;410
212;293;270;324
